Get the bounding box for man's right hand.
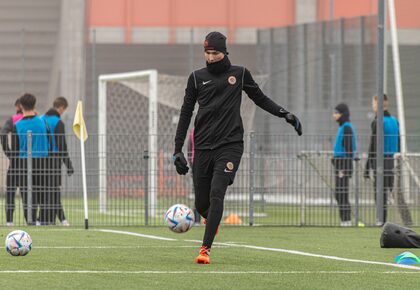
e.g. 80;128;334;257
67;165;74;176
173;152;189;175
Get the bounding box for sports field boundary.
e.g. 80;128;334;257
0;270;419;274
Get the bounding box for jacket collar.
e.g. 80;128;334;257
45;108;60;118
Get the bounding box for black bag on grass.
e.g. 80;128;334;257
380;222;420;248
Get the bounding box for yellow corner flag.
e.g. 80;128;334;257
73;100;88;142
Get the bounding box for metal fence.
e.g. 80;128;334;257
256;16;378;138
256;16;420;151
1;132;420;227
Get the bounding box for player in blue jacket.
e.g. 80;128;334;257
364;94;412;226
42;97;74;226
10;93;51;225
332;103;356;227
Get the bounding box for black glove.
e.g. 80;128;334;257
363;168;370;179
285;113;302;136
67;165;74;176
173;152;189;175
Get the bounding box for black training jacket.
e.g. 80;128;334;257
174;65;289;152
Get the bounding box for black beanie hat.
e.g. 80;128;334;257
204;31;228;55
335;103;350;118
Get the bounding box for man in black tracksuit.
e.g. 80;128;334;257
1;98;23;226
42;97;74;226
173;31;302;264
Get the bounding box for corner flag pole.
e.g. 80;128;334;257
73;100;89;229
80;122;88;229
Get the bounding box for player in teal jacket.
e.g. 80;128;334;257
333;103;356;227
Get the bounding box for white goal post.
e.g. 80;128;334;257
98;70;158;215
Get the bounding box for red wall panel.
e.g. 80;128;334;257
317;0;420;28
89;0;295;28
172;0;229;26
235;0;295;27
132;0;171;26
89;0;420;29
317;0;376;21
394;0;420;28
89;0;126;26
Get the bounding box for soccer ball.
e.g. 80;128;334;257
165;204;195;233
5;230;32;256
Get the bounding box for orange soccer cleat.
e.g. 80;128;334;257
195;246;210;264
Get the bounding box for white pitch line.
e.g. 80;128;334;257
34;245;229;249
99;230;420;272
34;246;202;249
210;241;420;272
97;229;176;241
9;229;86;232
0;270;419;274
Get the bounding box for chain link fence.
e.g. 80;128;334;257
256;16;420;151
256;16;378;140
1;132;420;227
2;12;420;227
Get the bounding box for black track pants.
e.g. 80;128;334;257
373;157;395;224
334;173;351;222
5;168;19;223
193;142;243;248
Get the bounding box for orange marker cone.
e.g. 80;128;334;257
224;213;242;225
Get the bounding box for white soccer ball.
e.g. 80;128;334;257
5;230;32;256
165;204;195;233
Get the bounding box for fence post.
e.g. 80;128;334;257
92;28;97;101
20;29;26;93
301;154;307;226
303;23;308;110
354;155;360;225
189;27;194;73
144;150;149;226
27;131;33;225
249;132;256;226
376;0;386;225
337;18;344;101
357;16;365;102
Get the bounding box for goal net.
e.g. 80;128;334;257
98;70;260;218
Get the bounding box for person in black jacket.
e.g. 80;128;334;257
364;94;412;226
173;31;302;264
332;103;356;227
42;97;74;226
1;98;23;226
9;93;51;225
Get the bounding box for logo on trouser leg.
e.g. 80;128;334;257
224;162;234;173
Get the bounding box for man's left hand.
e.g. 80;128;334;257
285;113;302;136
